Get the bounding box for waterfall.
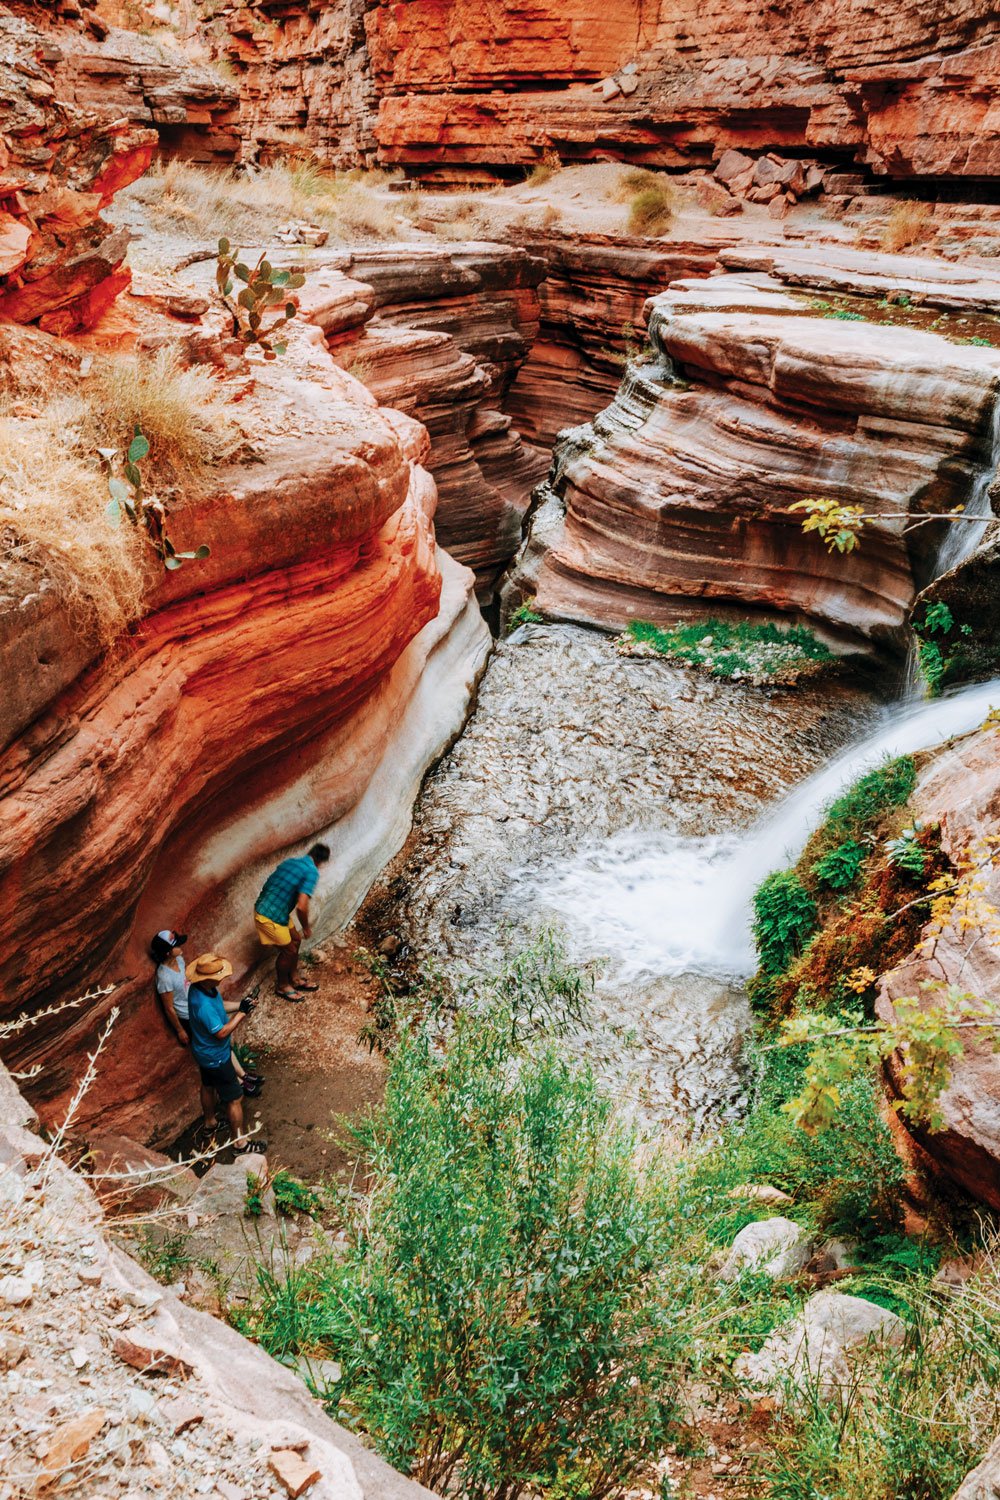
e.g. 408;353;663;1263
933;390;1000;577
530;677;1000;984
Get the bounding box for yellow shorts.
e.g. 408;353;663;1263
254;912;296;947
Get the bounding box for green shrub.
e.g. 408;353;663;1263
624;617;832;682
822;756;917;840
811;839;867;891
753;871;818;976
884;823;929;878
272;1169;322;1218
238;1001;733;1499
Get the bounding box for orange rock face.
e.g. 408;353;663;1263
197;0;1000;183
0;284;490;1145
0;10;155;332
877;726;1000;1211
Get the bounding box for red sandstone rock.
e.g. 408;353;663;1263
877;727;1000;1211
0;10;155;331
523;262;1000;647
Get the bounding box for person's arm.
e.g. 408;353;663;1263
213;1010;247;1042
295;890;312;939
158;987;188;1046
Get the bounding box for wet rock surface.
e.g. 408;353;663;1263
367;622;880;1134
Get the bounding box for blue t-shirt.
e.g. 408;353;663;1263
255;855;319;924
187;983;231;1068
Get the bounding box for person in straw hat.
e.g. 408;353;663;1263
186;952;265;1153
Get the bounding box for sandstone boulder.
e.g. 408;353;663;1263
952;1431;1000;1499
719;1217;812;1281
735;1290;906;1401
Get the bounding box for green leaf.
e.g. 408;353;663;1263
238;288;256;311
284;303;296;319
218;237;230;255
223;280;234;297
194;544;211;559
235;263;251;282
107;477;130;503
271;343;287;356
127;433;150;464
259;260;272;279
271;270;290;287
105;498;122;527
124;462;142;490
286;274;306;290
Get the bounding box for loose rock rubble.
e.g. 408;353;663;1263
0;1070;428;1500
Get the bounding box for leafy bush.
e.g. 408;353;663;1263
272;1169;322;1218
239;1000;730;1500
884;823;929;878
821;756;917;841
753;871;818;976
507;599;544;631
811;839;867;891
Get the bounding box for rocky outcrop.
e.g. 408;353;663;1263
197;0;1000;182
0;1063;434;1499
304;243;548;592
504;232;729;451
517;252;1000;647
734;1290;906;1401
953;1430;1000;1500
0;9;156;332
3;4;239;163
194;0;377;168
0;289;489;1144
877;722;1000;1211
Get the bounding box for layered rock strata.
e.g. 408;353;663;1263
504;232;732;451
303;243;548;592
0;301;489;1144
3;4;239;163
195;0;1000;184
877;723;1000;1211
0;10;157;332
518;259;1000;648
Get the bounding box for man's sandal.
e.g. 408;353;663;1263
233;1140;268;1156
292;980;320;992
275;987;305;1002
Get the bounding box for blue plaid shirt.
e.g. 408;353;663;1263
255;855;319;924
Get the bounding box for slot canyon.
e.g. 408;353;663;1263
4;2;1000;1497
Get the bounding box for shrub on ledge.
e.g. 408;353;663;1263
620;616;834;684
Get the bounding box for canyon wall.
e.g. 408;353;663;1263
513;246;1000;650
2;3;239;163
0;274;489;1145
877;723;1000;1212
304;243;548;592
194;0;1000;182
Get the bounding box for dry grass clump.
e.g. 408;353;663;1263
133;159;404;245
879;199;934;253
0;350;241;651
526;159;560;187
81;348;242;481
611;166;668;203
627;184;675;236
0;403;146;651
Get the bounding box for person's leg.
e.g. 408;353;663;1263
200;1083;217;1128
225;1094;245;1140
275;932;301;994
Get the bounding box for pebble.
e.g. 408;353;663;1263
0;1274;33;1307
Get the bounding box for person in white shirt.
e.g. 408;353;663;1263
149;929;263;1098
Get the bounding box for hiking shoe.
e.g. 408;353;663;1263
242;1078;263;1098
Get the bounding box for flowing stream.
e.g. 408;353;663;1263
530;677;1000;986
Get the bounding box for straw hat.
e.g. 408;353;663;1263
186;952;234;985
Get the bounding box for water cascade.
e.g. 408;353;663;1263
532;677;1000;987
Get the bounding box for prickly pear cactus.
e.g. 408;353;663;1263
216;239;306;360
102;426;211;571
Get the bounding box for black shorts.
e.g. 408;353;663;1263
197;1057;242;1105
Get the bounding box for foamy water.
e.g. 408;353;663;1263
529;677;1000;983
